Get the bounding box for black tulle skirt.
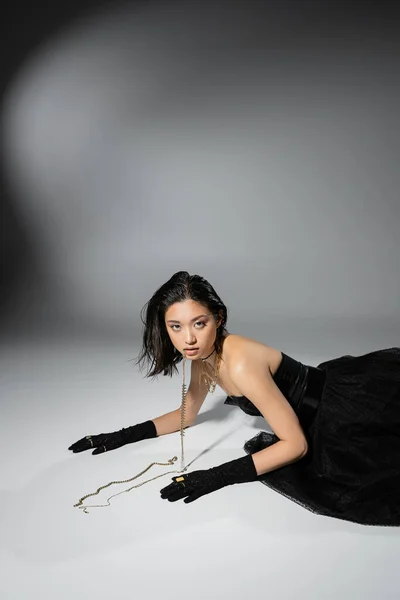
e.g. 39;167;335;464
244;348;400;526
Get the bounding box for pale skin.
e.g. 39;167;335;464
152;299;308;477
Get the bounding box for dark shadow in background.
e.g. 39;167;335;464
0;183;38;319
0;0;116;327
0;0;399;329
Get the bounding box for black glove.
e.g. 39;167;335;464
68;420;157;455
160;454;258;504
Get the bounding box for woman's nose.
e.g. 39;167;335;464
185;331;197;344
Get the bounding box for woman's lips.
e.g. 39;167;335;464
184;348;199;355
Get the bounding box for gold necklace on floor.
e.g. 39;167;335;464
72;346;222;513
73;354;190;513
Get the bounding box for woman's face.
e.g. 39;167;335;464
164;299;221;360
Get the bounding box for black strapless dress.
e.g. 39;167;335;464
224;348;400;526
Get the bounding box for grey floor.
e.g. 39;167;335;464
1;329;400;600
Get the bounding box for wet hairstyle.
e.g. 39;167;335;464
135;271;229;378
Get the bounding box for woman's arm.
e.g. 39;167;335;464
152;359;209;436
250;439;307;476
159;360;308;503
69;360;209;454
228;352;308;475
160;349;309;504
151;407;184;436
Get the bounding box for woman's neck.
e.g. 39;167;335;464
200;333;230;367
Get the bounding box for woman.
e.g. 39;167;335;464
69;271;400;526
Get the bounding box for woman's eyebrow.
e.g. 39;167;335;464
166;314;210;324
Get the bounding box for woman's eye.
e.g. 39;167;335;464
171;321;206;332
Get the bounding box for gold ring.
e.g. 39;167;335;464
176;476;185;486
86;436;94;448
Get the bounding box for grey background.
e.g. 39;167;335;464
1;1;399;599
2;0;399;354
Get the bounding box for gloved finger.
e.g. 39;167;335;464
161;488;189;502
172;475;190;483
92;444;108;455
160;481;182;496
68;436;97;453
160;481;189;499
183;491;204;504
96;437;120;452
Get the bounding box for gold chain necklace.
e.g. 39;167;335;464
73;357;190;513
200;348;222;394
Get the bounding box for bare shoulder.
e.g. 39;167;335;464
223;334;282;376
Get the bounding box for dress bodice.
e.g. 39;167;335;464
224;352;326;428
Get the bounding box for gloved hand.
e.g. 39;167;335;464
68;420;157;455
160;453;258;504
